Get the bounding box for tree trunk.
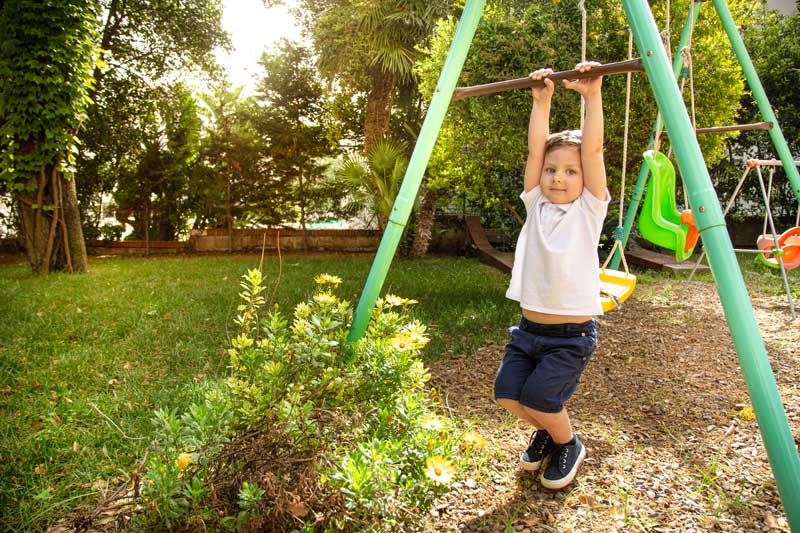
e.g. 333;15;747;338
226;171;232;253
408;187;439;258
16;164;88;274
62;176;89;271
364;69;395;152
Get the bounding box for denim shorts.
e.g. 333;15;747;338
494;316;597;413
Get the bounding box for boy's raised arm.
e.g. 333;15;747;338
563;62;607;199
524;69;554;193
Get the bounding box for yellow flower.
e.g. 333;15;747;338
384;294;405;307
314;293;338;304
385;294;419;307
408;331;429;347
461;431;487;449
738;405;756;422
421;415;445;431
390;334;416;352
314;273;342;286
176;452;193;470
425;456;455;485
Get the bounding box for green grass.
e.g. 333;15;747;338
0;253;518;531
0;250;796;531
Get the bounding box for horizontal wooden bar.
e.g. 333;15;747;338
695;121;773;134
451;58;645;101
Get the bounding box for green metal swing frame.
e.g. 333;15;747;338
344;0;800;528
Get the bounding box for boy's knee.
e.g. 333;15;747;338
495;397;520;410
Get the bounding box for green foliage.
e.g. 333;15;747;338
299;0;449;86
0;0;99;188
130;269;482;530
254;40;343;227
417;0;758;229
709;7;800;220
75;0;229;236
296;0;450;149
335;137;409;229
110;83;204;240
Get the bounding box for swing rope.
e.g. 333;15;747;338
579;0;587;129
602;28;634;277
656;0;698;209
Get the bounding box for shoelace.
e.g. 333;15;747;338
556;445;570;473
530;432;550;456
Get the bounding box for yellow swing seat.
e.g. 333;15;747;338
599;268;637;312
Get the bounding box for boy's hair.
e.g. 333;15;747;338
545;129;582;153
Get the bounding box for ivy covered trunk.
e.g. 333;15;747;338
16;164;88;274
364;69;394;152
0;0;99;275
409;187;439;258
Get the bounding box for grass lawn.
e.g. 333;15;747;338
0;253;519;530
0;250;796;530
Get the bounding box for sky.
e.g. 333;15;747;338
217;0;302;95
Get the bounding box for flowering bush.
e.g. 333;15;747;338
132;270;486;531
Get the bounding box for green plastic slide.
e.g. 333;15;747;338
638;150;698;262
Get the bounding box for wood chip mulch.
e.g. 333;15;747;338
425;279;799;533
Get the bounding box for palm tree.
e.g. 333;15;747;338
300;0;448;151
335;138;408;231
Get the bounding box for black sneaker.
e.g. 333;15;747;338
520;429;553;471
540;434;586;489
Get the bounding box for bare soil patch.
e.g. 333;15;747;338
427;279;799;532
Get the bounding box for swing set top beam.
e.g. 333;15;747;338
695;121;772;134
451;58;644;101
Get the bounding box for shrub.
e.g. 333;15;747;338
124;269;485;531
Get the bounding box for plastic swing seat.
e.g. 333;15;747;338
638;150;700;262
755;226;800;270
599;268;637;312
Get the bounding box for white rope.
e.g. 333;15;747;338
579;0;587;130
604;29;636;276
620;30;633;228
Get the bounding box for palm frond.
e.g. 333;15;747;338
368;138;407;175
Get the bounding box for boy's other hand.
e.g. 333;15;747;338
563;61;603;96
529;68;554;101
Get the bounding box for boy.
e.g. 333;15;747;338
494;62;609;490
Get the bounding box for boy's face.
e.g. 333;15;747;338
541;145;583;204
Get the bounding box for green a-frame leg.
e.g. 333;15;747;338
622;2;799;529
346;0;800;528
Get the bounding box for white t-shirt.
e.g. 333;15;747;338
506;185;610;316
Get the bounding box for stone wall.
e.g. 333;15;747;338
191;228;381;253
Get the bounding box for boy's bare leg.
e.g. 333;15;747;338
496;398;542;428
523;406;573;443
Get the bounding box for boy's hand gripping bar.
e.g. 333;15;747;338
451;58;645;101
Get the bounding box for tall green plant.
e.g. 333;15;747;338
0;0;99;273
256;40;339;235
296;0;449;150
335;138;408;231
76;0;229;240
